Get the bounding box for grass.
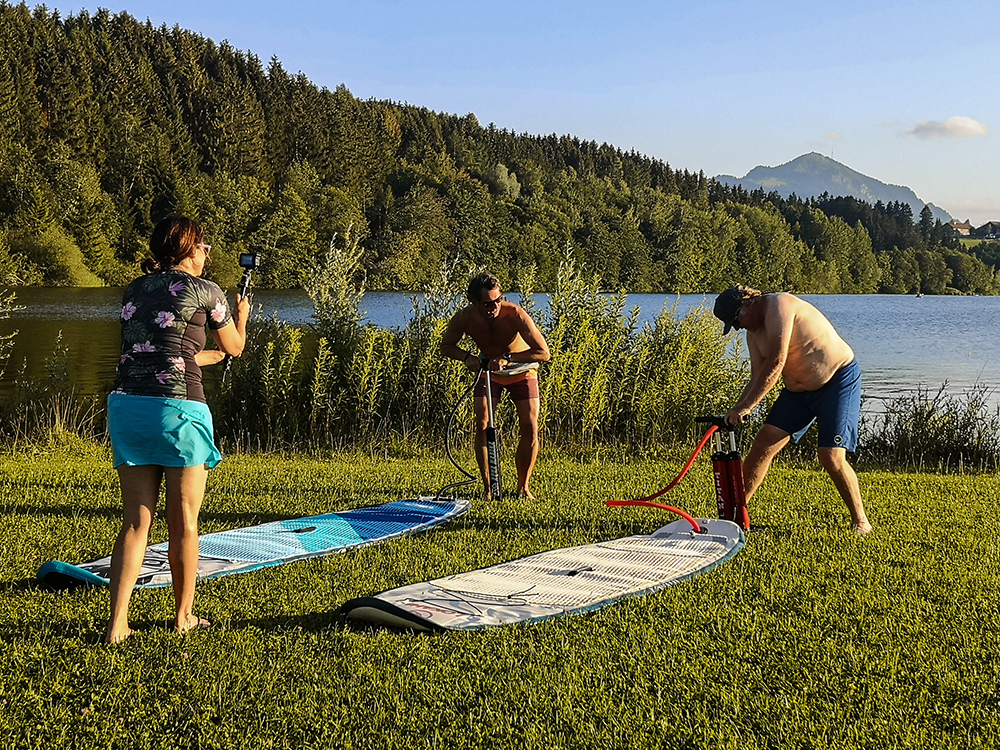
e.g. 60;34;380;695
2;441;1000;748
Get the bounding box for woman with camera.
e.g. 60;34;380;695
103;215;249;644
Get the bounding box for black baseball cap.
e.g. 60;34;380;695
714;287;744;334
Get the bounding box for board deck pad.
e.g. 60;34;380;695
339;517;744;631
37;497;469;589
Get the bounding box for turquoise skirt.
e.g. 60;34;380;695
108;393;223;469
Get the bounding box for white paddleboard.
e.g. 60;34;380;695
339;517;744;631
494;362;539;376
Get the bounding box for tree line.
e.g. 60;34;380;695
1;3;997;294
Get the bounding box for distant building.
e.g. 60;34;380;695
973;221;1000;239
947;220;973;236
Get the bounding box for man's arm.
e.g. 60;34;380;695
726;298;793;424
507;310;550;364
440;310;481;372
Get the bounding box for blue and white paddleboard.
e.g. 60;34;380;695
339;517;744;631
37;497;469;589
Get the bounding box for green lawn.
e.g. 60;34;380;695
2;439;999;749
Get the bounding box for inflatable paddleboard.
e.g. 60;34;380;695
38;497;469;589
494;362;539;376
339;517;743;631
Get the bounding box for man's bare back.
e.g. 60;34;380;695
746;293;854;393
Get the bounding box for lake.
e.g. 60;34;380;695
1;288;997;412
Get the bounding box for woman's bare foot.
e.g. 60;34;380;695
517;488;535;500
175;615;212;634
854;521;873;536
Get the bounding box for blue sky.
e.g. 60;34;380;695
55;0;1000;224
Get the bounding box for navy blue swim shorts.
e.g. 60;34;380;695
764;359;861;451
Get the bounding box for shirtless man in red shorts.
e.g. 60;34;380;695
441;273;550;499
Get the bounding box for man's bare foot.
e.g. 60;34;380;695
175;615;212;634
854;521;873;536
517;488;535;500
102;627;133;644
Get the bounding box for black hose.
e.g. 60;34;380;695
434;368;489;500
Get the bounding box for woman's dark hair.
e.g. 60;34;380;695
467;272;500;303
142;215;204;273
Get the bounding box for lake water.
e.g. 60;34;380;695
1;288;997;412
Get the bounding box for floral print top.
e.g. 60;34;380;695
113;269;232;403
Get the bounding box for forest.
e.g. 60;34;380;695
1;2;998;294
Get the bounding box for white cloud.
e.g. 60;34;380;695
824;132;841;141
909;116;989;140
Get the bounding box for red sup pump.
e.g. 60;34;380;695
607;415;750;533
697;416;750;531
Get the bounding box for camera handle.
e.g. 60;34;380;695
220;262;256;385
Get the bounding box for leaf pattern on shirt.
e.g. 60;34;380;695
114;269;232;401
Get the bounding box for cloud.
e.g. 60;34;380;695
909;116;988;140
824;132;841;141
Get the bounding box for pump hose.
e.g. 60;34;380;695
605;424;720;533
434;368;497;500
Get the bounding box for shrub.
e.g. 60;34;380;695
8;225;104;287
212;246;748;451
858;384;1000;471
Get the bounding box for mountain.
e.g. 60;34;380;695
714;153;951;224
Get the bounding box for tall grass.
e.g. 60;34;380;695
538;250;748;448
210;248;747;453
0;332;104;444
3;252;1000;471
0;289;18;380
858;384;1000;472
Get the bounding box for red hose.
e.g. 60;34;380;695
605;425;718;533
605;499;703;533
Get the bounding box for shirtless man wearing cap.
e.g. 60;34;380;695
714;285;872;535
441;272;550;499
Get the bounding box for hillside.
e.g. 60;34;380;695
0;7;993;295
715;153;951;224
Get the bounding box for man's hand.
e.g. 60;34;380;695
489;355;511;372
725;408;747;427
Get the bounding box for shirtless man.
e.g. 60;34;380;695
714;285;872;535
441;273;550;499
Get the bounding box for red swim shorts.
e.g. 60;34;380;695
474;372;539;401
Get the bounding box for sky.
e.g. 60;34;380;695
52;0;1000;225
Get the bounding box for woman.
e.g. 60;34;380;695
103;215;249;643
